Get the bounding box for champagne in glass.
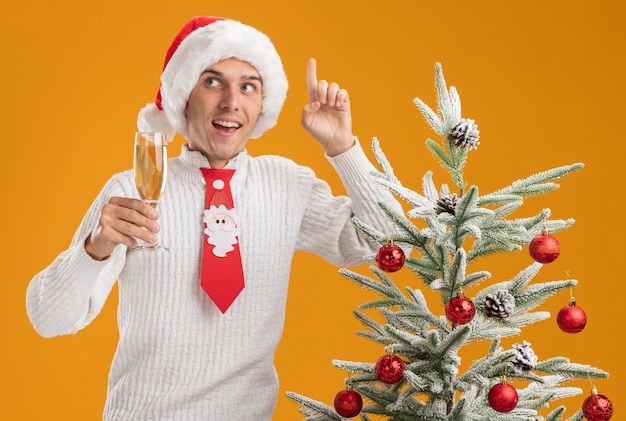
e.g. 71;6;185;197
133;131;168;251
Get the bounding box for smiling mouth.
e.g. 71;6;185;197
213;120;241;130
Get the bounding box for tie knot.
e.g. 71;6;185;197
200;168;235;184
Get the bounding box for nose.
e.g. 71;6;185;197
220;85;239;111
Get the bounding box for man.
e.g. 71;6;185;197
27;16;402;420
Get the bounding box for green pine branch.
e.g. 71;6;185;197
480;164;584;202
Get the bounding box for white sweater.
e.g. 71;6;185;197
26;141;401;420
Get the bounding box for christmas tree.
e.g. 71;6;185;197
287;63;612;420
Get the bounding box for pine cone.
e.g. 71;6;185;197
484;290;515;320
448;118;480;150
435;193;458;216
511;341;538;373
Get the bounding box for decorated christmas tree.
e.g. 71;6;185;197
287;63;612;421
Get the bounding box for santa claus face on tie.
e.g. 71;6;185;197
206;213;236;229
203;204;240;257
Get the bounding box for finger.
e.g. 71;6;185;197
326;82;340;106
109;196;159;219
93;223;143;250
317;79;329;104
97;212;159;250
87;213;156;259
301;100;321;130
103;202;160;234
336;88;350;108
306;58;318;103
106;198;161;235
114;219;159;244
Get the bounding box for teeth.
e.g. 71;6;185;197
214;120;241;128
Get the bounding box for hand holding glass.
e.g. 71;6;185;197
133;131;168;251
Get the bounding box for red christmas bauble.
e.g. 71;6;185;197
375;354;405;384
557;303;587;333
488;383;518;413
445;296;476;325
376;244;405;272
582;393;613;420
334;389;363;418
529;233;560;264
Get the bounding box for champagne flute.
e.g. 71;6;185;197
133;131;168;251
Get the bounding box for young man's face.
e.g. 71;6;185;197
186;58;263;168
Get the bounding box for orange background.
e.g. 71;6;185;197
2;1;624;419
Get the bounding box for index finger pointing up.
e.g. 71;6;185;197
306;58;318;103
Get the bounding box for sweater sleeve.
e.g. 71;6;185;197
295;138;403;266
26;176;129;338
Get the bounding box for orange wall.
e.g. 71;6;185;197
2;1;623;419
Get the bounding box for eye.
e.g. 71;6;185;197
242;79;263;94
204;77;220;87
241;83;256;93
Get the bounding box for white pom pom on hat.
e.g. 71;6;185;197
137;16;289;142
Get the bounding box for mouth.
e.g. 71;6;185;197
212;119;241;134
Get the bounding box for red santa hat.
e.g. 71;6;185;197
209;179;232;209
137;16;289;142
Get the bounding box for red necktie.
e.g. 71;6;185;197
200;168;245;313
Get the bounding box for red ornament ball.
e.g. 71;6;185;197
529;233;560;263
376;244;405;272
334;389;363;418
375;354;405;384
557;303;587;333
582;393;613;420
445;296;476;325
488;383;518;413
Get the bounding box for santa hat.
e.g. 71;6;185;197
209;179;232;209
137;16;289;142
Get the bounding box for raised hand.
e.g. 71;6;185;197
301;58;354;156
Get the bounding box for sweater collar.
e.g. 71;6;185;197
179;143;247;169
171;143;248;183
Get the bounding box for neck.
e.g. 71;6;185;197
208;159;228;169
